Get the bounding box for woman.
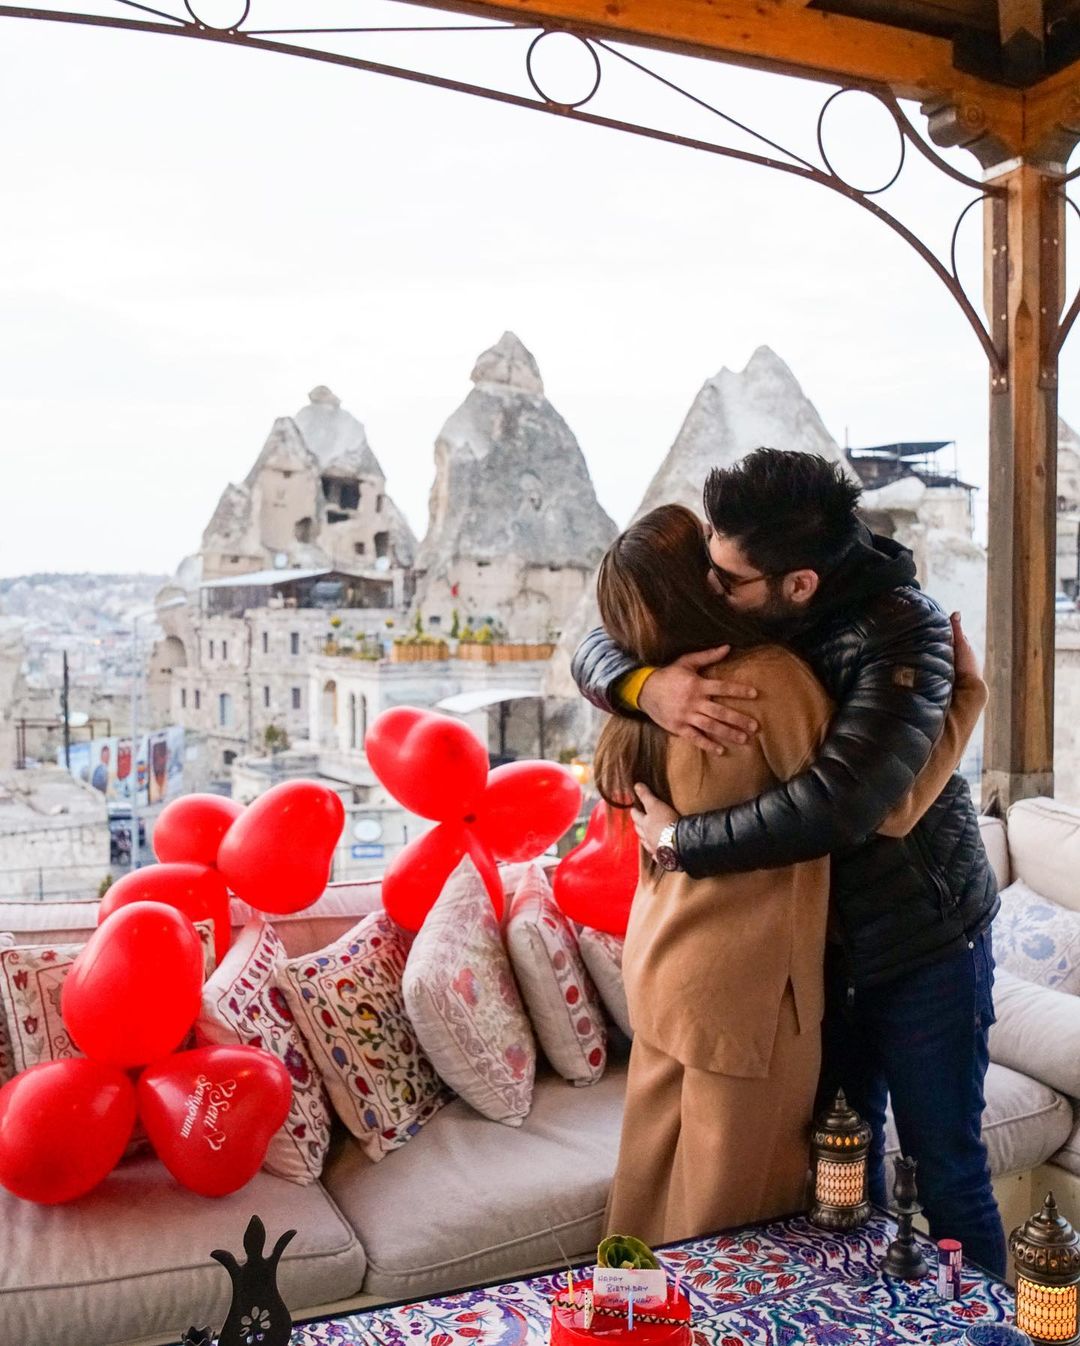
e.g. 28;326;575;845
593;503;985;1243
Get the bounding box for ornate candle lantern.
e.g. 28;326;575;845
809;1088;872;1230
1009;1193;1080;1344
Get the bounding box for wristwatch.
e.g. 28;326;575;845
654;821;683;872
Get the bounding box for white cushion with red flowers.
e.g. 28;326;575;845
506;864;606;1086
276;912;450;1162
197;918;333;1185
577;927;632;1038
403;856;536;1126
0;922;217;1082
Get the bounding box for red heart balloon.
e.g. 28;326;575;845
382;822;502;932
98;862;232;964
62;902;205;1069
472;761;582;863
0;1059;136;1203
365;707;489;821
153;793;245;867
553;802;639;936
216;780;345;914
137;1045;291;1197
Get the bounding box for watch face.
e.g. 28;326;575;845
655;845;680;872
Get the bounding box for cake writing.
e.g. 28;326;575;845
180;1073;238;1151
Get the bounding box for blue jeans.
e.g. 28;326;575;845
817;930;1006;1277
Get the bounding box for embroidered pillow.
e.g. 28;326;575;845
197;919;332;1185
277;912;449;1161
506;865;606;1085
994;880;1080;993
403;856;536;1126
577;926;632;1038
0;933;12;1083
0;921;216;1077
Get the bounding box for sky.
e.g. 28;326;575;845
3;0;1080;577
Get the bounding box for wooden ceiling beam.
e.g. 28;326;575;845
410;0;1026;149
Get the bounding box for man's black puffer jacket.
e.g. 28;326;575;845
572;531;999;989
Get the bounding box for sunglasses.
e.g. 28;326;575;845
704;544;787;597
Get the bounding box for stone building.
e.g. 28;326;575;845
1058;418;1080;600
0;766;109;900
148;388;416;777
410;333;617;642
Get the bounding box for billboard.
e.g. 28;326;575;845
61;725;185;808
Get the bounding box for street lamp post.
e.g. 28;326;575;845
128;597;186;873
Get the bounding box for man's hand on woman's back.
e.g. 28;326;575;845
638;646;760;755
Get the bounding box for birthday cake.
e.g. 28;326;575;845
550;1237;692;1346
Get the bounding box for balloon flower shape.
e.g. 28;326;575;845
553;800;639;938
365;707;582;931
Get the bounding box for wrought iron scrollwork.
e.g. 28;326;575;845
0;0;1039;373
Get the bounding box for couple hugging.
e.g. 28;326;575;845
572;448;1004;1276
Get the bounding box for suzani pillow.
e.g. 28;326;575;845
0;921;216;1078
577;927;632;1038
277;912;449;1161
994;880;1080;993
403;856;536;1126
506;864;606;1085
198;919;332;1185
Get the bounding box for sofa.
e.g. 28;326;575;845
2;800;1080;1346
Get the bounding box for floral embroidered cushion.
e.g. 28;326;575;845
506;864;606;1085
577;926;632;1038
403;856;536;1126
276;912;449;1162
994;879;1080;993
0;933;12;1083
0;922;217;1080
197;919;333;1185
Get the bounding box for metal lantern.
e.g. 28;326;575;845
1010;1193;1080;1345
809;1088;872;1230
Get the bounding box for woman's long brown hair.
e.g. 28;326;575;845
592;503;764;821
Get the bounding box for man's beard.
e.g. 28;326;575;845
718;581;802;639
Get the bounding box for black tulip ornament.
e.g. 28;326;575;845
212;1215;295;1346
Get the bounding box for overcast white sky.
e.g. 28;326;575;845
3;1;1080;577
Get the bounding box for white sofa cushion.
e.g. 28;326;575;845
1006;797;1080;913
1050;1105;1080;1177
0;1154;366;1346
884;1062;1073;1178
321;1058;628;1301
978;814;1010;891
989;969;1080;1097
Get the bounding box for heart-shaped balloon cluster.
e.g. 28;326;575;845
365;708;582;931
553;801;639;937
0;779;343;1205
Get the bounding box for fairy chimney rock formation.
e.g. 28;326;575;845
197;387;417;580
412;332;617;641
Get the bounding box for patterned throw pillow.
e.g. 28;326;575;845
506;865;606;1085
0;933;11;1083
994;880;1080;993
403;856;536;1126
277;912;449;1162
0;921;217;1079
577;927;633;1038
198;919;332;1185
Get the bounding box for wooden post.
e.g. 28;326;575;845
981;163;1064;812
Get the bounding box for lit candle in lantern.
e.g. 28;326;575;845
1009;1193;1080;1345
809;1088;872;1231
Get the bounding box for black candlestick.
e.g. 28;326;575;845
882;1155;929;1280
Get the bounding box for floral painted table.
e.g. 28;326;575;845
288;1212;1015;1346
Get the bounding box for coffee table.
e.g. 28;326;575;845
287;1211;1016;1345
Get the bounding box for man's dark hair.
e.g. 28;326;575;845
703;447;863;575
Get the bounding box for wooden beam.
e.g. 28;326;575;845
981;164;1062;811
410;0;1026;149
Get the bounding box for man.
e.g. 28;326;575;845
572;448;1004;1274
